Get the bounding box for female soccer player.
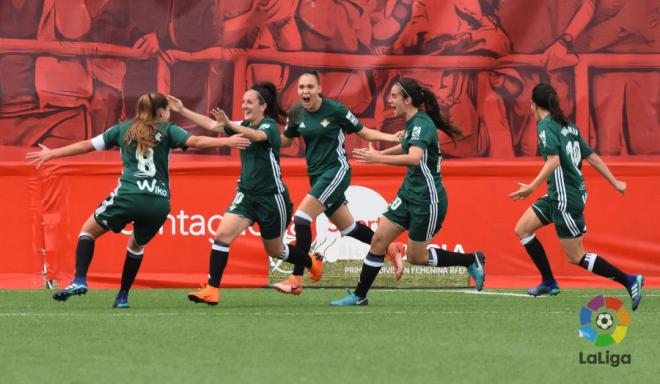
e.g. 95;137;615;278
331;77;486;306
273;70;404;295
509;83;643;310
167;83;322;305
26;92;250;308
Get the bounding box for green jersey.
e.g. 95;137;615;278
537;116;593;212
398;112;445;205
91;120;191;199
284;98;364;176
224;117;285;195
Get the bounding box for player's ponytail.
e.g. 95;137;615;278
532;83;569;127
252;82;287;124
125;93;167;155
397;77;463;143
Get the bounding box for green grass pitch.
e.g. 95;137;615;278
1;288;658;383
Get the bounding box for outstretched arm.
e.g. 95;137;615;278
167;95;222;133
185;134;250;150
353;144;422;166
210;109;267;142
509;155;560;200
26;141;95;168
380;144;404;155
586;153;626;195
356;127;402;143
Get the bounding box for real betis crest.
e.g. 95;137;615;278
320;118;330;128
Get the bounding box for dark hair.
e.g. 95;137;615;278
251;82;286;124
299;70;321;85
286;102;304;129
397;77;463;143
125;92;167;155
531;83;569;127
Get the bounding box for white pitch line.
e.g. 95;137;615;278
0;312;208;317
0;309;575;317
456;290;541;297
378;289;540;298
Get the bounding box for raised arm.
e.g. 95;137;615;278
167;95;221;133
586;153;626;195
509;155;560;200
26;141;94;168
210;108;267;142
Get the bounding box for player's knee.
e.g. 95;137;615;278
514;224;529;239
264;242;282;258
214;231;233;244
369;235;388;255
127;239;144;257
566;253;582;265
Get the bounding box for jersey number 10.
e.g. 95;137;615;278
566;141;582;173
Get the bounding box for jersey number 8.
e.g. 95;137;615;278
136;148;157;177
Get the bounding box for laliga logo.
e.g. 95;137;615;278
578;294;631;347
314;185;388;262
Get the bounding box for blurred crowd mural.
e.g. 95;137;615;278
0;0;658;157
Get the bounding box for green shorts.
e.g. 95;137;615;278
94;192;170;245
226;189;293;240
308;167;350;217
532;195;586;239
383;195;448;242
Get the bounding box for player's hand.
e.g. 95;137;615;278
387;243;406;281
509;181;535;200
210;108;230;126
25;144;53;169
394;130;404;142
166;95;184;113
614;180;626;196
353;143;380;163
224;134;251;150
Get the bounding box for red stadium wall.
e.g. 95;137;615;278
1;149;658;289
0;0;658;157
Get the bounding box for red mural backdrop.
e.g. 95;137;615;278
1;0;658;157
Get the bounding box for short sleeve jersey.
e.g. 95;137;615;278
224;117;286;194
398;112;444;205
537;116;594;212
92;120;191;199
284;98;363;175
